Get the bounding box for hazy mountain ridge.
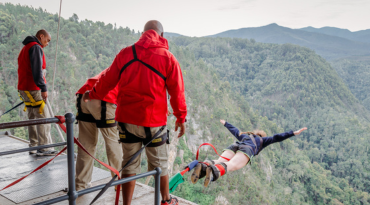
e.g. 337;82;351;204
300;26;370;44
209;23;370;60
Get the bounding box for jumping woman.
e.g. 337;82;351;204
191;119;307;187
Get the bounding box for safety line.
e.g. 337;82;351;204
50;0;62;106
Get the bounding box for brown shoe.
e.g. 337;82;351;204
204;166;213;187
191;163;207;184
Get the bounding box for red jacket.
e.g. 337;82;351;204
76;69;118;105
18;37;47;91
90;30;187;127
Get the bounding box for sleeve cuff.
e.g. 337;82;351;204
289;130;294;137
176;118;186;123
40;86;47;92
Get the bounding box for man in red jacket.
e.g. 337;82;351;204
17;29;56;156
75;69;122;191
83;20;187;205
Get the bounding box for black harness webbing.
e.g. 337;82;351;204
118;122;169;147
90;125;166;205
76;94;117;128
248;134;264;155
119;44;166;82
76;94;96;123
96;101;117;128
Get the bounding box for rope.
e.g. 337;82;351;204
50;0;62;106
196;143;230;161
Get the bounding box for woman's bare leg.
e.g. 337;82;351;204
212;150;235;164
223;152;250;172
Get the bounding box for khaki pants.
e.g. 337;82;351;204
75;98;123;191
118;123;168;176
19;90;52;151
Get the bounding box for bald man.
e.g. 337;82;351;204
18;29;56;156
84;20;187;205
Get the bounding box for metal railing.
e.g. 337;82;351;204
0;113;162;205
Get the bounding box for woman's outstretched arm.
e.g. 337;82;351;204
262;127;307;149
220;119;244;141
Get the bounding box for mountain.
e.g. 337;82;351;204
171;36;370;204
210;23;370;60
331;56;370;110
300;26;370;44
2;3;370;205
164;32;184;38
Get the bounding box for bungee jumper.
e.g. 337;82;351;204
191;119;307;187
17;29;57;156
74;68;123;191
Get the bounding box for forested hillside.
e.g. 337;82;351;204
331;57;370;111
170;36;370;204
1;3;370;205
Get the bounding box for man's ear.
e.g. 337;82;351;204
161;32;164;37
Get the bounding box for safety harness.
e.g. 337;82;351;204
19;91;45;114
75;94;117;128
247;134;264;155
118;122;169;147
119;44;166;81
117;43;169;147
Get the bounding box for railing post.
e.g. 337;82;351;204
65;112;77;205
154;167;162;205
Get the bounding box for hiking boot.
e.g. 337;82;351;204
161;196;178;205
36;150;58;156
191;163;207;184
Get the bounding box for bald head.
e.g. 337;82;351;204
36;29;50;39
35;29;51;48
144;20;164;37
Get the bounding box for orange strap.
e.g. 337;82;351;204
196;143;231;161
180;167;190;176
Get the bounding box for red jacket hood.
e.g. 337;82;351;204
136;30;169;50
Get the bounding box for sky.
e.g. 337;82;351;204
1;0;369;37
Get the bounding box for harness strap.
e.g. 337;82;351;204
96;101;117;128
248;134;263;155
101;101;107;121
196;143;230;161
20;91;45;114
118;123;168;147
75;94;96;123
119;44;166;81
76;94;117;127
257;137;263;155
